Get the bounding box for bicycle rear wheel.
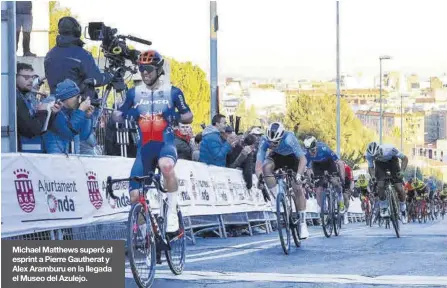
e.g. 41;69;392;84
388;188;400;238
162;202;186;275
289;194;301;248
276;191;291;255
321;190;333;238
128;203;156;288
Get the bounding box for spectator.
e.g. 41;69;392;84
227;134;257;189
247;126;264;171
191;132;202;161
174;123;193;160
44;17;114;94
44;17;115;154
199;114;238;167
43;79;94;154
16;62;61;153
16;1;36;57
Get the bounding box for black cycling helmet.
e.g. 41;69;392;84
58;16;82;38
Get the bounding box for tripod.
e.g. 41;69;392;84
93;79;138;157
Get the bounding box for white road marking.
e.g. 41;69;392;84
187;238;278;258
152;270;447;286
188;225;369;258
148;226;371;267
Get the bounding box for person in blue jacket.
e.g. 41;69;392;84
43;79;94;154
44;16;113;95
199;114;238;167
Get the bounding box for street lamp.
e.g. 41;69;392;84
379;55;391;145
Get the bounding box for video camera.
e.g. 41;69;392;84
85;22;152;72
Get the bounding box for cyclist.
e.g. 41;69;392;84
112;50;193;233
440;183;447;203
356;174;371;205
255;122;309;239
303;136;346;217
405;178;416;204
365;142;408;224
414;178;428;200
343;163;354;224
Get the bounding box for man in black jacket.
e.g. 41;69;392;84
44;16;114;95
174;123;193;160
226;134;257;190
16;63;61;153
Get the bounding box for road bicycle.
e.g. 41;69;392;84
315;171;342;238
106;172;186;288
259;167;302;255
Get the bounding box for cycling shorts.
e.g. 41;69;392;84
312;158;338;177
407;189;415;200
374;156;402;184
267;152;300;173
129;141;177;191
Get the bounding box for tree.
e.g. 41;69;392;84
169;58;210;133
49;2;75;49
232;100;261;132
285;94;375;160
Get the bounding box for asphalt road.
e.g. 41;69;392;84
125;217;447;288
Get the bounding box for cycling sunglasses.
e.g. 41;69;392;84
138;65;158;73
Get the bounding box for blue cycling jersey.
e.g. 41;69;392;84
305;142;339;168
256;132;305;162
365;144;405;168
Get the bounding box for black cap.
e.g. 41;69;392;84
58;16;82;38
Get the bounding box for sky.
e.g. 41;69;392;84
30;0;447;80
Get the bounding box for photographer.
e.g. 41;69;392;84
16;62;61;153
43;79;94;154
226;133;256;190
44;16;113;95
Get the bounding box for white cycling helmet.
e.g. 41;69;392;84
303;136;317;149
266;122;285;142
366;141;380;157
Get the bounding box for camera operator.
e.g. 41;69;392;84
44;16;114;95
42;79;94;154
16;62;61;153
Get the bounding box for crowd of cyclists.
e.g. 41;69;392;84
107;47;447;286
253;122;447;239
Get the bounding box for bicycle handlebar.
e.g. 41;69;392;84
106;173;167;200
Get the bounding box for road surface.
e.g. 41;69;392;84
125;218;447;287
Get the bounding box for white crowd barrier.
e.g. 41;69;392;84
1;153;363;238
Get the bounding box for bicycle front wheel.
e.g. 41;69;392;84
128;203;156;288
321;190;333;238
289;194;301;248
276;192;291;255
387;188;400;238
164;204;186;275
333;191;341;236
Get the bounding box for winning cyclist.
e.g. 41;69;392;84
112;50;193;233
255;122;309;239
303;136;346;216
365;142;408;224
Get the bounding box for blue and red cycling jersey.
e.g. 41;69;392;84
119;84;190;145
118;84;191;190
